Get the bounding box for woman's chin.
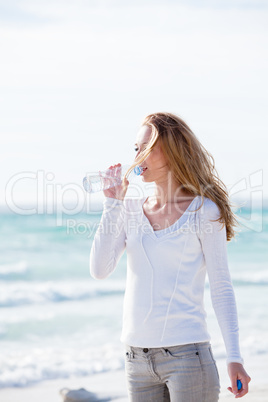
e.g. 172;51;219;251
141;175;153;183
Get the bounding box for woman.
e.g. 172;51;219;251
90;112;251;401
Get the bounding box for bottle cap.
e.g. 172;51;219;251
133;166;143;176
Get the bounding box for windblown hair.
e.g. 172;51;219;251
126;112;239;241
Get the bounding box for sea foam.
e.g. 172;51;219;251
0;280;125;307
0;261;28;276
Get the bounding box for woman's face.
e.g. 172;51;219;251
134;125;169;183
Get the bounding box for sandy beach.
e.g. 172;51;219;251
0;357;266;402
0;370;128;402
0;371;266;402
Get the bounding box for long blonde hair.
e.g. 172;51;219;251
126;112;239;241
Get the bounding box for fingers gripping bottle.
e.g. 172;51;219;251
83;165;144;194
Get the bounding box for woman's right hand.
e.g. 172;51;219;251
102;164;129;200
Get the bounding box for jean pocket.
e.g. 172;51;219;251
208;346;216;363
165;346;199;359
208;347;220;380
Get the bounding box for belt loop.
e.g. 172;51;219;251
125;345;134;359
129;345;134;359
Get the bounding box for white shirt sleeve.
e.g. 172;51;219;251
199;198;244;365
90;197;126;280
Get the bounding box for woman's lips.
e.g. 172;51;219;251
140;167;148;175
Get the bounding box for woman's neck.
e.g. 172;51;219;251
150;179;193;208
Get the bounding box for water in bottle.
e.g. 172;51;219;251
83;165;144;193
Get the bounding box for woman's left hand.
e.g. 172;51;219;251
227;362;251;398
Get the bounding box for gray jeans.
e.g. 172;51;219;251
124;342;220;402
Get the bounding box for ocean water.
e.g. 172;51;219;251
0;203;267;388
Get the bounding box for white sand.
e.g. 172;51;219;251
0;370;128;402
0;356;266;401
0;371;266;402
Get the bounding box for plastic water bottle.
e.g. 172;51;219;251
83;165;144;193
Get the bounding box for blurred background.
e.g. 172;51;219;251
1;0;268;209
0;0;267;397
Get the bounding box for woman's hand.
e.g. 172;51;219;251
102;164;129;200
227;362;251;398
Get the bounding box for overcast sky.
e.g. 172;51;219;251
1;0;267;213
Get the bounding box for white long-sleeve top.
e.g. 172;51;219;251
90;195;243;364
